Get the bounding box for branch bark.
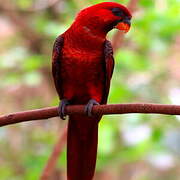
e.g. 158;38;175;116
0;103;180;127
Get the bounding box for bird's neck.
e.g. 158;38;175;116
65;21;107;50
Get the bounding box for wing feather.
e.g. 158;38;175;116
52;35;64;97
102;40;114;104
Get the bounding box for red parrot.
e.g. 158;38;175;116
52;2;131;180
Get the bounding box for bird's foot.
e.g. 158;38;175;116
84;99;99;117
58;99;70;120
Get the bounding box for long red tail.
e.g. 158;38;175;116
67;114;100;180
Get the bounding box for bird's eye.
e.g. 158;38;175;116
111;7;124;17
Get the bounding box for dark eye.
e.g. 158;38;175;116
111;7;124;17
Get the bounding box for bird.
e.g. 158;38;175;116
52;2;132;180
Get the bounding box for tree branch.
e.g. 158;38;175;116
0;103;180;127
40;127;67;180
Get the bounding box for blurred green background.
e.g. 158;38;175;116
0;0;180;179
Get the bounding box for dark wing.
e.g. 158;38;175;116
102;40;114;104
52;35;64;98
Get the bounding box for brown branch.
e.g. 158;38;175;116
0;103;180;127
40;127;67;180
112;0;139;51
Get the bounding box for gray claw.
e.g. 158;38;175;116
84;99;99;117
58;99;70;120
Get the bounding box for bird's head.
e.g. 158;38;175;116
74;2;132;37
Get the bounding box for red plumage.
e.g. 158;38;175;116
52;2;131;180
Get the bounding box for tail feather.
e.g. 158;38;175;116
67;114;100;180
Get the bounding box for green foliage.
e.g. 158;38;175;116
0;0;180;179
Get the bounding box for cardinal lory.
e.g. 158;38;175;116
52;2;132;180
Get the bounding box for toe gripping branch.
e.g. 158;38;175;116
84;99;100;117
58;99;70;120
58;99;99;119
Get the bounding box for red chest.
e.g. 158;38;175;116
63;48;103;78
60;46;106;103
